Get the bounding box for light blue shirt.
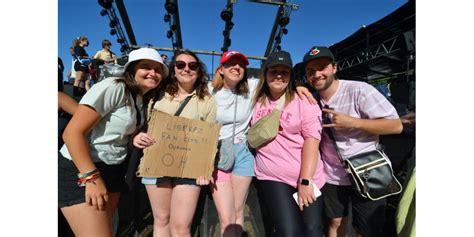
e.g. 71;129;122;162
60;77;143;165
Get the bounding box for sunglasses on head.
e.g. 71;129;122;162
175;61;199;71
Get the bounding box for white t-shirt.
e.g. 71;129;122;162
208;77;259;143
60;77;143;165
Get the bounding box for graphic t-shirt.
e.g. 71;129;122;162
251;95;326;189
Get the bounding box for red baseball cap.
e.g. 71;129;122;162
219;50;249;65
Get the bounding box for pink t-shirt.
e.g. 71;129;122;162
251;95;326;189
320;80;400;185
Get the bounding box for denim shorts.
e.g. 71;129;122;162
213;142;255;182
141;177;196;186
58;153;126;208
232;142;255;176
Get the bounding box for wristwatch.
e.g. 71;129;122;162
299;178;310;186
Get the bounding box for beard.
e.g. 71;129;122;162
312;74;335;92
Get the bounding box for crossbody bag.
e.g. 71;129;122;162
247;96;285;149
216;95;237;171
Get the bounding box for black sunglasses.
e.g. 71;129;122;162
175;60;199;71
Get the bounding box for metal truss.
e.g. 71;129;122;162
250;0;299;57
337;35;401;72
129;44;267;61
98;0;133;54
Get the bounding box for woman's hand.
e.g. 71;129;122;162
85;177;108;211
196;176;210;186
296;86;316;105
297;183;317;211
133;132;156;149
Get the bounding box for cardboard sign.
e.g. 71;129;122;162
137;111;221;179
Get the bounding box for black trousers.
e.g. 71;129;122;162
258;180;324;237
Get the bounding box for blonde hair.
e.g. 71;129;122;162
211;65;249;95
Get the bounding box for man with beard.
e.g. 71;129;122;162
295;46;403;237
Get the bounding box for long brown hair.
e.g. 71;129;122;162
165;49;210;100
114;61;160;106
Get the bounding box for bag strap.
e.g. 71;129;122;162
315;93;345;166
130;91;142;130
231;94;238;143
147;93;193;124
174;94;193;116
275;95;286;110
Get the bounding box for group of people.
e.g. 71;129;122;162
68;36;118;96
58;45;405;237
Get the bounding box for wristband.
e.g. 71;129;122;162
77;172;101;187
77;168;99;179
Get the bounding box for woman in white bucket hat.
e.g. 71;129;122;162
59;47;168;236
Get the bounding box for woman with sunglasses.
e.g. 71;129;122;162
251;51;326;237
59;47;167;236
209;50;316;237
133;49;216;237
93;39;117;65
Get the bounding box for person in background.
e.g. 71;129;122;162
73;36;92;94
296;46;402;237
133;49;216;237
396;112;415;237
68;45;78;85
91;39;118;85
58;57;65;92
59;47;167;237
93;39;117;65
161;53;169;66
251;51;326;237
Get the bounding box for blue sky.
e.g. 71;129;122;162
59;0;407;78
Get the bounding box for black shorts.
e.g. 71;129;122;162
74;60;89;73
58;153;127;208
321;183;386;237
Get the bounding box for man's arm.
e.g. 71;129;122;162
322;108;403;135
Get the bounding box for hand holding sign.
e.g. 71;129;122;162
133;132;156;149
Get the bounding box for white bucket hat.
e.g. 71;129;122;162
124;47;169;78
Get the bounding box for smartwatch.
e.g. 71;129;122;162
299;178;310;186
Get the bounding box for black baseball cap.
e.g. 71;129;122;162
264;50;293;70
294;46;335;71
